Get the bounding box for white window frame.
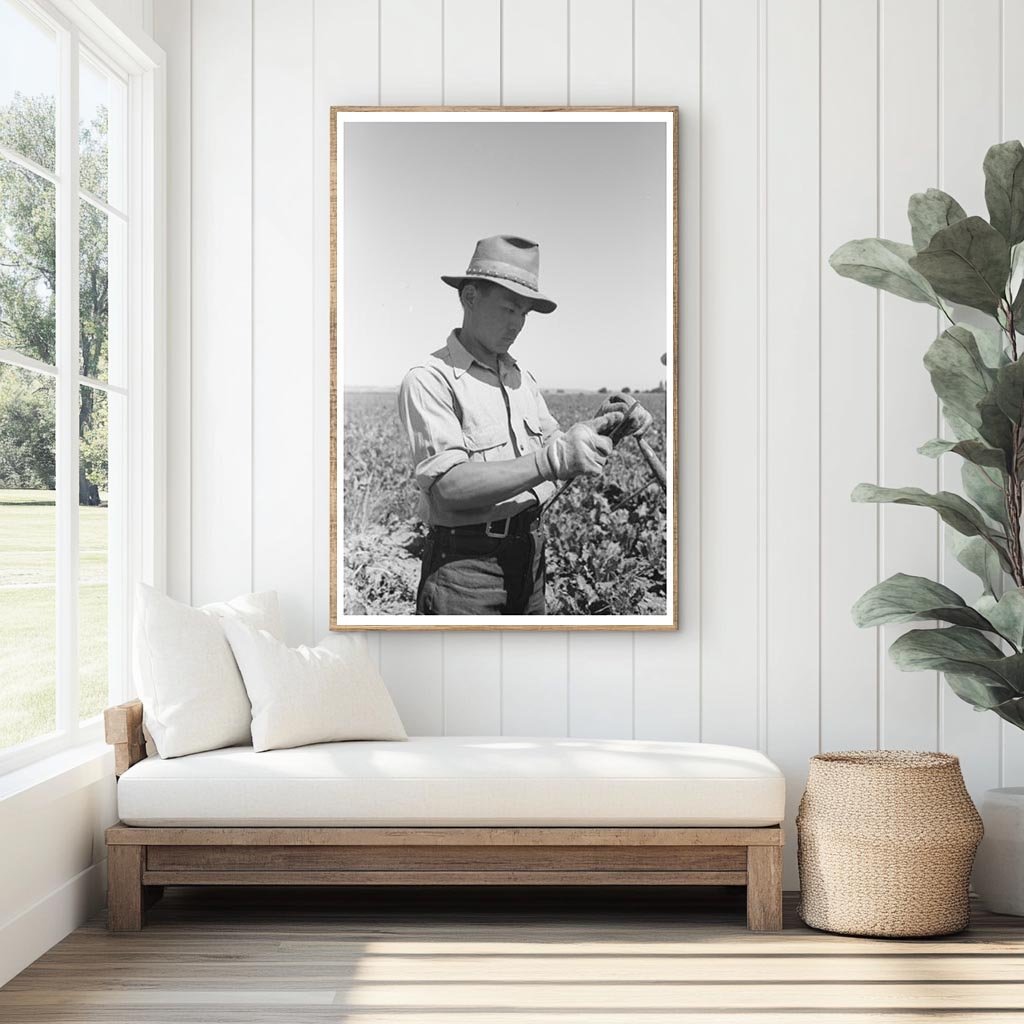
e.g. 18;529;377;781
0;0;165;776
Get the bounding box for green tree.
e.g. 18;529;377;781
0;92;109;503
0;365;54;488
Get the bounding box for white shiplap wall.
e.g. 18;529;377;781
154;0;1024;887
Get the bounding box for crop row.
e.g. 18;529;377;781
341;391;667;617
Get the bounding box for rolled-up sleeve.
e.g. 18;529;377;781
398;368;469;492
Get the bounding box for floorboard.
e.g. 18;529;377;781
2;886;1024;1021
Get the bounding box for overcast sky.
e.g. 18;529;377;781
341;118;670;392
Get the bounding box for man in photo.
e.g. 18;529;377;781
398;234;652;616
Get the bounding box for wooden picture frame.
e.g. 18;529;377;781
330;107;679;630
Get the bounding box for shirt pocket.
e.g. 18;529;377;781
462;425;508;462
522;411;545;453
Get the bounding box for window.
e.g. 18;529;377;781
0;0;162;774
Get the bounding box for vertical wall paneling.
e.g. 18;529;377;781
253;0;315;646
938;0;1002;796
189;0;253;605
764;0;821;884
819;0;879;752
1001;0;1024;786
313;0;379;657
632;0;701;742
444;637;502;734
440;0;503;732
165;0;1017;894
380;0;443;106
380;634;445;735
568;634;635;739
877;0;941;751
443;0;500;106
564;0;636;738
153;0;190;604
502;0;568;104
375;0;446;727
699;0;760;749
568;0;632;104
439;621;502;731
501;633;569;735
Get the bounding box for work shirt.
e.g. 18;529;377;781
398;330;561;527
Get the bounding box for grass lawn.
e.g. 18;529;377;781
0;489;109;751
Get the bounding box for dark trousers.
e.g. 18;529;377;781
416;521;546;615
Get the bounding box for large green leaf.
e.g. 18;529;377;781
1008;241;1024;324
1009;241;1024;305
984;687;1024;728
1011;278;1024;326
909;216;1010;314
977;391;1016;458
984;140;1024;246
851;483;1009;552
977;589;1024;649
942;406;983;442
888;627;1024;702
944;671;1024;714
908;188;968;251
830;238;942;307
852;573;994;630
923;325;997;427
967;321;1011;369
950;532;1004;596
918;437;1007;470
962;461;1009;528
993;357;1024;423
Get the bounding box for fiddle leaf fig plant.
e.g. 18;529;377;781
832;140;1024;731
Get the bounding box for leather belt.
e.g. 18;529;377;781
431;507;541;540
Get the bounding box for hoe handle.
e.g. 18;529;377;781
636;436;667;492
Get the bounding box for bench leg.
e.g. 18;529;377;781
107;845;145;931
746;845;783;931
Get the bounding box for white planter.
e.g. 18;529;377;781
973;787;1024;916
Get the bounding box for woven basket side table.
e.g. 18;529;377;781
797;750;983;938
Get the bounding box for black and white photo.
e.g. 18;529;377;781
330;108;678;630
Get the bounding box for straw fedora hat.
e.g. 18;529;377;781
441;235;557;314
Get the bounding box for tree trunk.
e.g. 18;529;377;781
79;465;99;505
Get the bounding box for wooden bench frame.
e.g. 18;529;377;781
104;700;784;932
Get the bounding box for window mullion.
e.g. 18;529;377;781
55;23;81;735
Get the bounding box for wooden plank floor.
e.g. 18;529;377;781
3;885;1024;1022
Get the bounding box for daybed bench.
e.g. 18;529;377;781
104;699;786;932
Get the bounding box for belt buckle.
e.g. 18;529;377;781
485;517;510;538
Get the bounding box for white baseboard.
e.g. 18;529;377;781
0;859;107;987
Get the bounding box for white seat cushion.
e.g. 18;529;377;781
117;736;785;827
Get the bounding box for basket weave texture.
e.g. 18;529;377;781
796;750;983;938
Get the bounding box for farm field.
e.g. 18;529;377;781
0;489;109;750
341;390;668;616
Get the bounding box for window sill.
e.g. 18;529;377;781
0;739;114;816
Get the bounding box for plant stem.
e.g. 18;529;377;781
1006;306;1024;587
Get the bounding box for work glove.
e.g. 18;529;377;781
535;412;624;481
596;393;653;439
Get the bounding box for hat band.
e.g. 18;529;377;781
464;263;539;293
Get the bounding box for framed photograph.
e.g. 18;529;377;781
330;107;678;630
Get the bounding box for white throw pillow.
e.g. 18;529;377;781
133;583;283;758
222;621;407;752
